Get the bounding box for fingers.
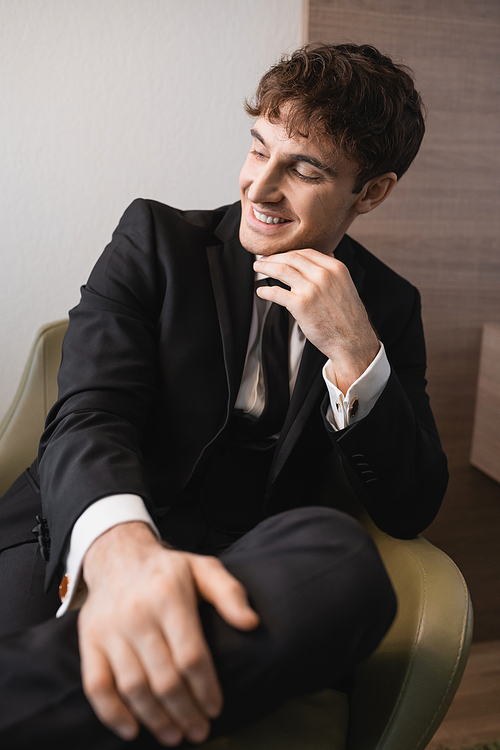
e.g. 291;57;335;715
258;247;336;269
129;619;213;742
79;638;141;743
158;585;223;721
254;249;348;299
80;618;211;746
108;639;188;746
255;256;304;294
78;547;225;745
255;248;334;275
78;543;259;746
191;555;260;631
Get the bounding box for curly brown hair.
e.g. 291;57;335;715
245;43;426;193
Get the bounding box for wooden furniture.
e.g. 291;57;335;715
470;323;500;483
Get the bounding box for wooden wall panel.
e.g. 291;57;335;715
308;0;500;641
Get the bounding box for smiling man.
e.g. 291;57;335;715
0;44;448;748
239;115;389;395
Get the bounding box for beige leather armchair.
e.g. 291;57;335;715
0;321;473;750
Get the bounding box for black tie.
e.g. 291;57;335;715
253;277;290;438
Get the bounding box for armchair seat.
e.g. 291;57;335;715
0;321;473;750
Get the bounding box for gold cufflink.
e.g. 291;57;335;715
349;397;359;418
59;574;70;602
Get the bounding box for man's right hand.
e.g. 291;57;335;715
78;522;260;746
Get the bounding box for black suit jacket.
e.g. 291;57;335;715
35;199;448;588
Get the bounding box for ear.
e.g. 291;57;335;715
353;172;398;215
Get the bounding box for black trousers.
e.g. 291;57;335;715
0;472;397;749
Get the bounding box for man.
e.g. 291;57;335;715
0;43;447;747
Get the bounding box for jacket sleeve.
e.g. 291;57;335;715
38;199;163;588
325;286;448;538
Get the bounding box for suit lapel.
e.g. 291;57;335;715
207;207;255;415
267;342;327;489
335;233;365;291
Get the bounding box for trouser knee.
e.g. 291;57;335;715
210;506;396;708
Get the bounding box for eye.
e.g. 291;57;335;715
250;148;268;161
292;167;321;183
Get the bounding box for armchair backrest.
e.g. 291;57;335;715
0;319;69;496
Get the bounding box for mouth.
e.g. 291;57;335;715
251;207;291;225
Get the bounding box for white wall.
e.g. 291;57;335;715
0;0;303;422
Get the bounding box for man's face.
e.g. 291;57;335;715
239;116;360;257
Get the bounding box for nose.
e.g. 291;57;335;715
247;159;283;205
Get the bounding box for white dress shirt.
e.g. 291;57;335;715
56;267;390;616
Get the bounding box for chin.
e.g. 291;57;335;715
239;226;261;255
240;237;282;257
239;227;291;257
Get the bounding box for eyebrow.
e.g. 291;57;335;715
250;128;338;177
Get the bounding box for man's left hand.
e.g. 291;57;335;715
254;248;379;394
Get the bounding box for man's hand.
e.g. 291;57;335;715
254;248;379;394
78;522;259;746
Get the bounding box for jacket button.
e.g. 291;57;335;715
32;515;51;562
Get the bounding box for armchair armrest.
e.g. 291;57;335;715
348;517;473;750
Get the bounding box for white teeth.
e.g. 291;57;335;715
253;208;287;225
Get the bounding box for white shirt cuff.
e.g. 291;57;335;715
56;494;160;617
322;343;391;430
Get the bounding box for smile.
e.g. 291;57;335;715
252;208;289;225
